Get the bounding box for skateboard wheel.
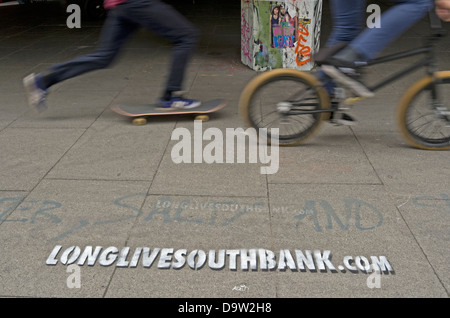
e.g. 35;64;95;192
195;115;209;122
132;117;147;125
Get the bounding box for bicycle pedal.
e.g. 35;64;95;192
329;112;356;126
330;120;342;126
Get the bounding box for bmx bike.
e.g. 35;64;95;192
239;10;450;150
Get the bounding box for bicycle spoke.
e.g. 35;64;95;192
403;78;450;148
243;73;327;145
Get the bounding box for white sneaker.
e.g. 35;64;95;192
23;73;48;113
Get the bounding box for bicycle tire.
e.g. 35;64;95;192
397;71;450;150
239;69;330;146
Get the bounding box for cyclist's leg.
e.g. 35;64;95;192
349;0;434;60
317;0;366;94
324;0;433;64
321;0;433;98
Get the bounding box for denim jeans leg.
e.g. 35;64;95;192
326;0;367;46
350;0;433;60
125;0;199;93
319;0;366;94
41;9;137;89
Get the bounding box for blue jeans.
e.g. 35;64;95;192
326;0;367;47
42;0;199;93
327;0;433;60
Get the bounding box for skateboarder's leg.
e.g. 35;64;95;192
325;0;366;47
24;8;137;112
41;10;138;88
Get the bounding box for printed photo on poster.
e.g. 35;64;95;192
270;2;298;48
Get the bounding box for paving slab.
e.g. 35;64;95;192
268;183;447;297
0;128;85;191
10;90;118;129
0;179;149;297
0;93;28;130
105;195;274;297
46;120;173;181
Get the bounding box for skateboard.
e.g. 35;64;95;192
111;99;227;125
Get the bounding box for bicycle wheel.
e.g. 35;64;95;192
239;69;330;146
397;71;450;150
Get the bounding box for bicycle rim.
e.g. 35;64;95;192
397;71;450;150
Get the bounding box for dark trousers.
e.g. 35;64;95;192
42;0;199;93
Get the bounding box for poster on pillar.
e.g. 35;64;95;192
241;0;322;71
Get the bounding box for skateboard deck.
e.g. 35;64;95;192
111;99;227;125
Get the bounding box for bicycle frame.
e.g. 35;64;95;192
286;10;446;116
364;37;441;93
343;9;445;101
365;47;433;92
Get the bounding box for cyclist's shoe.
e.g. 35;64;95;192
321;65;374;98
314;41;349;66
23;73;48;113
321;46;374;98
325;45;367;68
329;112;357;126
